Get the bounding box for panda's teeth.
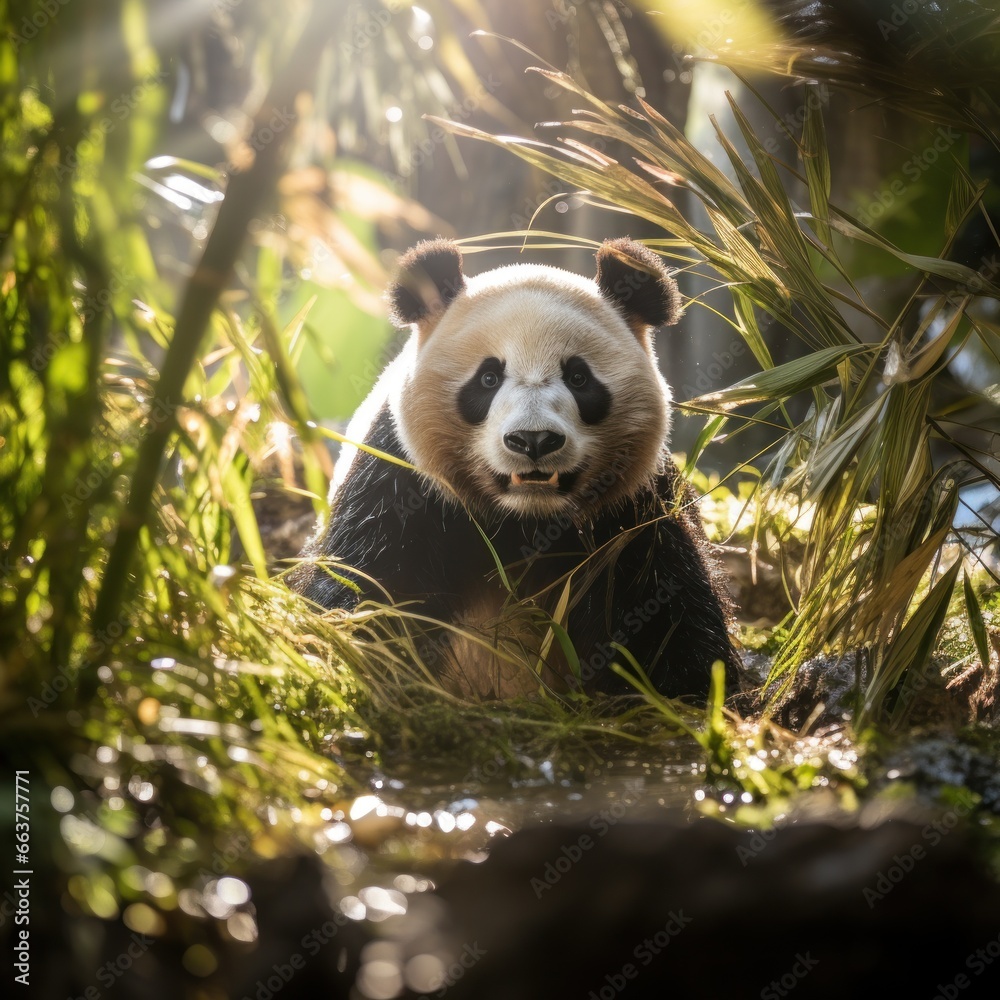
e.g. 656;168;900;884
509;470;561;489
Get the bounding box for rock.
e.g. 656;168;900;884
401;817;1000;999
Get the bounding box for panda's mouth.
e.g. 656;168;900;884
513;470;558;486
494;469;580;493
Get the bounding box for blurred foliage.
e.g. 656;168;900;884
0;1;378;940
642;0;1000;146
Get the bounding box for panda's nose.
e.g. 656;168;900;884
503;430;566;462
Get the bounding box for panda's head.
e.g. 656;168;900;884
386;238;680;519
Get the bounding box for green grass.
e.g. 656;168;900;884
3;0;999;969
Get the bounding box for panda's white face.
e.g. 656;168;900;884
392;263;672;518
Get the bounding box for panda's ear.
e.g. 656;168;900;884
387;239;466;333
595;238;681;336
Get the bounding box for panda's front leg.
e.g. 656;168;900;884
566;492;737;699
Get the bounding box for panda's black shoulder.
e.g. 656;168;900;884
292;403;415;607
293;402;492;611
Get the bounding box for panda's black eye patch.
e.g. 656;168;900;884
458;357;505;425
562;356;611;425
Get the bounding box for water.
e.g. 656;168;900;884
318;739;710;905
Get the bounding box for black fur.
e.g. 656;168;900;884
595;238;681;328
388;239;466;326
294;406;737;700
457;357;505;425
560;356;611;425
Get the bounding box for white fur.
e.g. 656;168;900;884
331;261;672;517
328;338;416;499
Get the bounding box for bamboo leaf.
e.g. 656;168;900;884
635;95;749;219
868;558;961;726
538;575;581;683
725;95;802;242
684;415;728;476
964;571;993;670
731;287;777;371
687;344;872;409
466;510;513;595
800;395;887;500
825;214;1000;295
537;575;573;666
705;206;784;288
428;116;713;247
945;165;989;239
314;425;416;471
859;522;952;638
800;84;832;247
907;306;967;381
222;462;268;581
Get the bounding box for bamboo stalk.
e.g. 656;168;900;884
91;4;333;649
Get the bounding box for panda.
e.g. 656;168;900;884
293;237;739;700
